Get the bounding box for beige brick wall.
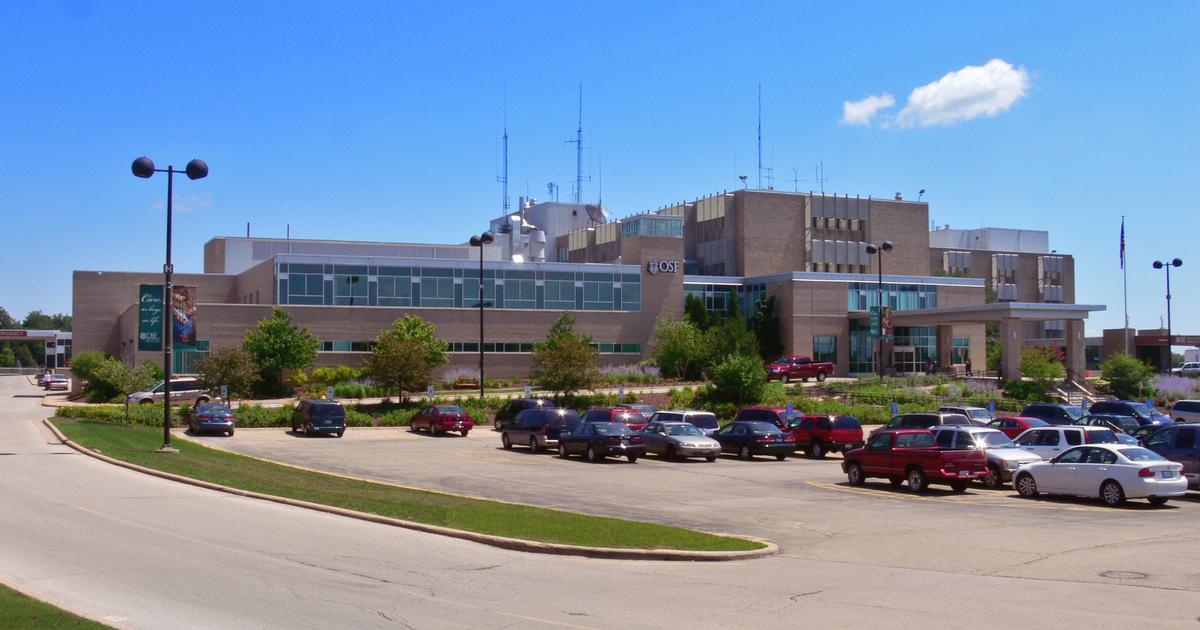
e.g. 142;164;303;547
865;200;930;276
734;191;808;277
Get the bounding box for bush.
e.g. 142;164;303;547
1002;380;1048;402
233;405;294;428
1153;374;1199;403
1101;353;1154;399
710;354;768;405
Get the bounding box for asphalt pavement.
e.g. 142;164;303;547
4;375;1200;629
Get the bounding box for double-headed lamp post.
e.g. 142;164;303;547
864;240;894;379
468;231;494;399
1152;258;1183;369
132;156;208;453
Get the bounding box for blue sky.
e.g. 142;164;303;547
1;1;1197;338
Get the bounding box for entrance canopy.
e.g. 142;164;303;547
0;329;73;369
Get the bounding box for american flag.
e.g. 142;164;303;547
1120;217;1126;269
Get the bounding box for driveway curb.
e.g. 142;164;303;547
43;420;778;562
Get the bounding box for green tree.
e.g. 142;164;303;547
0;307;15;329
195;347;260;398
1020;344;1066;382
750;295;783;362
14;344;36;367
0;345;15;367
704;314;759;371
376;315;449;368
683;294;716;331
310;365;363;392
366;336;432;401
710;353;768;405
530;313;598;396
1101;352;1154;399
70;350;110;382
651;317;705;380
243;307;318;395
94;360;160;404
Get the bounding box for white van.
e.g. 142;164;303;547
127;378;213;405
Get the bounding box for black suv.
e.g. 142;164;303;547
493;398;556;430
292;399;347;437
501;408;582;452
1020;403;1085;426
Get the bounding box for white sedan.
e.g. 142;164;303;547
1013;444;1187;506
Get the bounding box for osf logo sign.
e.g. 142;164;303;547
647;260;680;275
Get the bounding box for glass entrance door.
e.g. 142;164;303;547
893;346;919;375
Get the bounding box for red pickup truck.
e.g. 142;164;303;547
764;355;834;383
841;428;988;493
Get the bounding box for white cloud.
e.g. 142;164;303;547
841;93;895;125
153;193;212;213
892;59;1030;128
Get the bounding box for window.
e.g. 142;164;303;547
1056;448;1086;464
1176;428;1197;449
1064;430;1082;446
896;433;934;448
868;434;891;450
1145;429;1175;449
813;335;837;364
935;431;956;448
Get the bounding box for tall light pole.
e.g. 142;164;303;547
468;231;495;399
865;241;894;379
1152;258;1183;371
132;156;208;453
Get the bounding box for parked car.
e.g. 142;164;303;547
987;416;1050;440
556;421;644;462
1013;445;1187;506
502;408;582;452
1012;426;1119;460
411;404;475;436
734;406;799;431
1169;400;1200;423
1172;362;1200;377
640;421;721;461
787;414;864;459
1075;414;1144;444
649;409;720;437
870;412;972;437
712;420;795;461
929;426;1041;488
842;429;988;493
1088;401;1172;427
45;375;70;391
188;402;235;436
126;377;213;405
937;406;992;426
763;355;834;383
616;403;657;416
582;407;648;432
291;399;347;437
1020;403;1085;426
493;398;556;430
1141;424;1200;490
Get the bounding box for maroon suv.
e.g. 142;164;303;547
582;408;648;432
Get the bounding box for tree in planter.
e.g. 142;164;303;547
366;336;432;401
195;347;260;399
1101;352;1154;399
243;307;319;396
710;353;768;406
651;317;705;380
751;294;783;362
530;313;598;397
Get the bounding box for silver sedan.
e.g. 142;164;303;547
640;421;721;461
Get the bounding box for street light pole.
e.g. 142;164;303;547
865;241;894;379
468;232;495;400
132;157;208;453
1152;258;1183;370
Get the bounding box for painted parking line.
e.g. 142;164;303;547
804;480;1127;513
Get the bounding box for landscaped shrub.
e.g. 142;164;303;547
1154;374;1199;403
232;405;293;427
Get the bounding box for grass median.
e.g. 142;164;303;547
0;583;112;629
54;419;763;552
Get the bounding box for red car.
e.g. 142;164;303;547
582;407;648;432
842;428;988;493
787;414;864;459
764;355;834;383
411;404;475;436
733;407;798;431
986;416;1049;440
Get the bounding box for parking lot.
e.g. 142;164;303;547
191;425;1200;594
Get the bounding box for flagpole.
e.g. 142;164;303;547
1122;216;1130;354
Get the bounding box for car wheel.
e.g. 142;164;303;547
847;462;865;486
775;453;787;461
889;477;903;488
627;454;638;463
950;481;968;493
983;464;1004;489
816;372;827;382
738;445;752;461
558;443;569;458
665;445;678;461
227;428;235;437
1148;496;1169;506
780;374;789;384
1100;480;1126;506
587;445;600;462
461;430;469;437
336;430;344;438
810;441;826;459
409;423;418;432
529;436;539;453
1016;473;1039;498
501;433;512;450
705;455;717;462
907;468;928;493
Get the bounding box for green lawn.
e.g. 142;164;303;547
0;583;111;629
55;419;763;552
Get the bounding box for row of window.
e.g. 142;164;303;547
317;340;642;354
847;283;938;311
683;283;766;319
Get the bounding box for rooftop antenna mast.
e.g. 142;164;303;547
497;89;510;215
756;83;763;189
791;167;805;192
814;161;828;194
565;82;589;203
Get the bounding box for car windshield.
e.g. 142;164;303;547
746;422;782;435
687;413;719;429
1129;403;1164;417
196;404;229;414
614;410;646;424
592;423;630;436
546;410;581;425
1118;447;1166;462
666;424;703;436
436;405;465;414
973;432;1016;449
1063;406;1084;421
834;416;861;430
942;414;971;425
310;404;344;417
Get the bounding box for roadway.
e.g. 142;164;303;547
2;375;1198;629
